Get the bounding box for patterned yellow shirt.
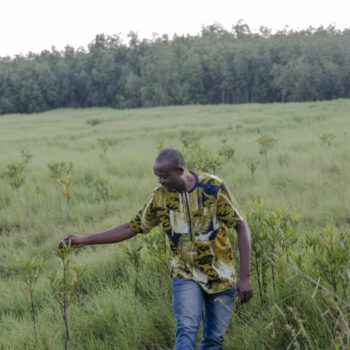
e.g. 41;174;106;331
129;172;244;294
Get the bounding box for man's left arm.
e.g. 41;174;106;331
216;182;253;302
235;220;253;303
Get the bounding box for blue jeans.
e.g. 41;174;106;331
172;278;236;350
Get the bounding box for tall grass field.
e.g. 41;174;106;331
0;100;350;349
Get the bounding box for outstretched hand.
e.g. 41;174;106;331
57;234;86;249
236;276;253;304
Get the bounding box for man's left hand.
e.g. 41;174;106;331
237;276;253;303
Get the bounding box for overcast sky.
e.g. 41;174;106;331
1;0;349;57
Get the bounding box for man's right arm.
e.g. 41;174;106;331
57;223;137;249
58;190;159;249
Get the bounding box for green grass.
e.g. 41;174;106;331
0;100;350;349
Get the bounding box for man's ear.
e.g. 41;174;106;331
176;167;185;175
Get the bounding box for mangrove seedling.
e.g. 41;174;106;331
180;130;221;173
49;242;86;350
57;174;73;221
257;134;277;169
144;226;171;277
92;175;110;217
320;133;336;148
98;137;110;167
48;161;73;213
235;124;243;140
20;148;33;165
4;161;26;209
320;133;337;168
219;145;235;162
246;199;270;304
246;160;259;184
124;237;144;296
18;258;45;346
306;226;350;300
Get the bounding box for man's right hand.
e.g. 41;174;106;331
57;234;86;249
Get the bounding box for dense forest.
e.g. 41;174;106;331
1;23;350;114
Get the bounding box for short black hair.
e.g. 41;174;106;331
155;148;186;169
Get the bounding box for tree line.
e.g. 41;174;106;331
1;23;350;114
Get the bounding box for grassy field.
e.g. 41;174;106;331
0;100;350;349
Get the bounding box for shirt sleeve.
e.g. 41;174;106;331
129;191;160;234
217;182;244;228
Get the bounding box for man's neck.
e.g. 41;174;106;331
183;170;196;192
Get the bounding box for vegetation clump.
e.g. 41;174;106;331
0;102;350;349
1;24;350;114
306;226;350;299
180;130;221;173
86;119;102;127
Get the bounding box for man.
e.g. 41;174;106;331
58;148;252;350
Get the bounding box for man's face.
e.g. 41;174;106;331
153;161;185;192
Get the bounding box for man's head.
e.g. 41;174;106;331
154;148;186;192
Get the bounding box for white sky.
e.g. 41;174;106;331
0;0;349;57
